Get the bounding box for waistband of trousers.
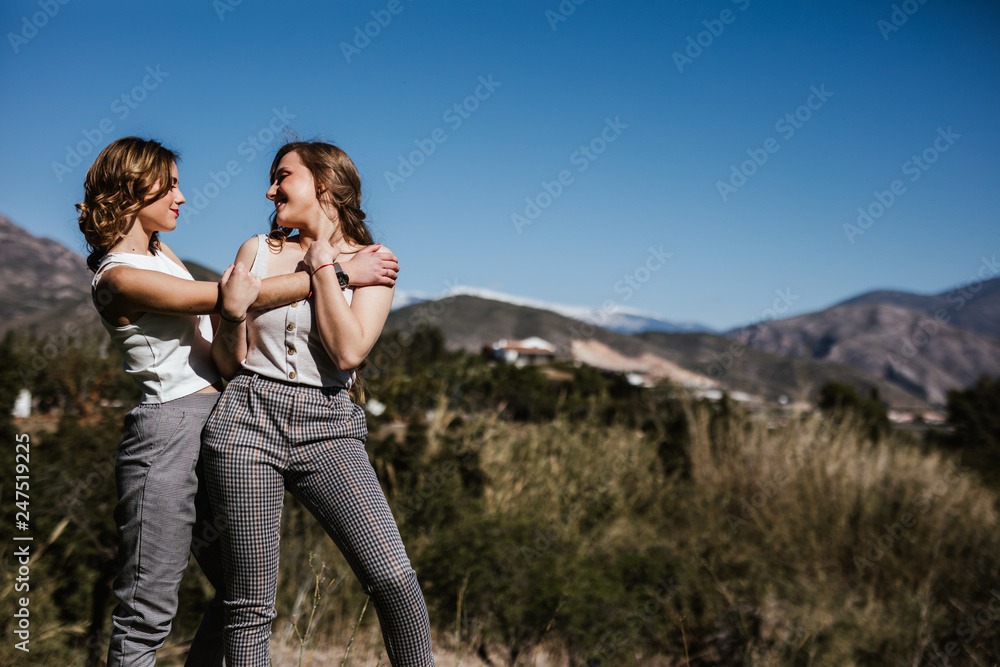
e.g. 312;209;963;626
236;369;351;401
131;389;221;411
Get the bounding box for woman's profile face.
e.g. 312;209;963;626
267;150;322;227
135;161;184;234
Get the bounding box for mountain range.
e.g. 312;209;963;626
3;213;997;409
725;270;1000;405
392;285;713;334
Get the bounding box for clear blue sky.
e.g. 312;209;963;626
1;0;997;331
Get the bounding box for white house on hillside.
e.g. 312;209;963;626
484;337;557;366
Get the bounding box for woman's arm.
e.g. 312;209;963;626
211;242;262;380
98;266;222;317
100;237;402;321
249;241;400;309
305;239;394;371
96;239;276;318
340;244;400;287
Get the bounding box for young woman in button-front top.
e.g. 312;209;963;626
203;141;434;666
78;136;399;667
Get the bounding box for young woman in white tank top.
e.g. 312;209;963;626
78;137;399;666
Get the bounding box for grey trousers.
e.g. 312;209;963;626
203;371;434;666
108;391;227;667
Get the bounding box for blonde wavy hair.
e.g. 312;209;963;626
77;137;178;272
265;141;374;251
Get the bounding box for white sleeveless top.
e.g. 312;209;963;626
240;235;357;388
92;250;220;404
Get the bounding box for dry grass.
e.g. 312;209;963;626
15;399;996;666
265;402;1000;664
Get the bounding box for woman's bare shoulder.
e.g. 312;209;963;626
341;243;395;260
156;241;186;269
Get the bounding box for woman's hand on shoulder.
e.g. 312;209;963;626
303;237;340;274
219;261;261;321
342;244;399;287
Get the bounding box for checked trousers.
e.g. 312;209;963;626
202;371;434;666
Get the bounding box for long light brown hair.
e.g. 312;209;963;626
77;137;178;272
266;141;374;251
266;141;377;404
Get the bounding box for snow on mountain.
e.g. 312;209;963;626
392;285;714;334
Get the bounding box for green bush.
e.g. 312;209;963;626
818;381;891;442
940;374;1000;488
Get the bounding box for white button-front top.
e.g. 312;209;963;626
240;235;357;388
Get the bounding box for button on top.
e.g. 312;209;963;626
287;346;296;356
291;301;299;308
288;370;297;379
286;323;295;332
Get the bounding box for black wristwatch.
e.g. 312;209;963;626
334;262;349;289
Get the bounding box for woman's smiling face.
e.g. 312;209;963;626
267;150;324;227
135;161;183;234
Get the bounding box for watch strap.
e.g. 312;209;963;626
334;262;349;289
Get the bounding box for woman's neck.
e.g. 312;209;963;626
109;221;155;255
290;216;351;252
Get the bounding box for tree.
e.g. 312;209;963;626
942;375;1000;488
817;381;890;442
946;375;1000;451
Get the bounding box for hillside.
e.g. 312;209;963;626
727;301;1000;405
387;294;645;357
637;330;932;409
838;275;1000;337
0;214;92;327
402;285;714;334
385;295;933;410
